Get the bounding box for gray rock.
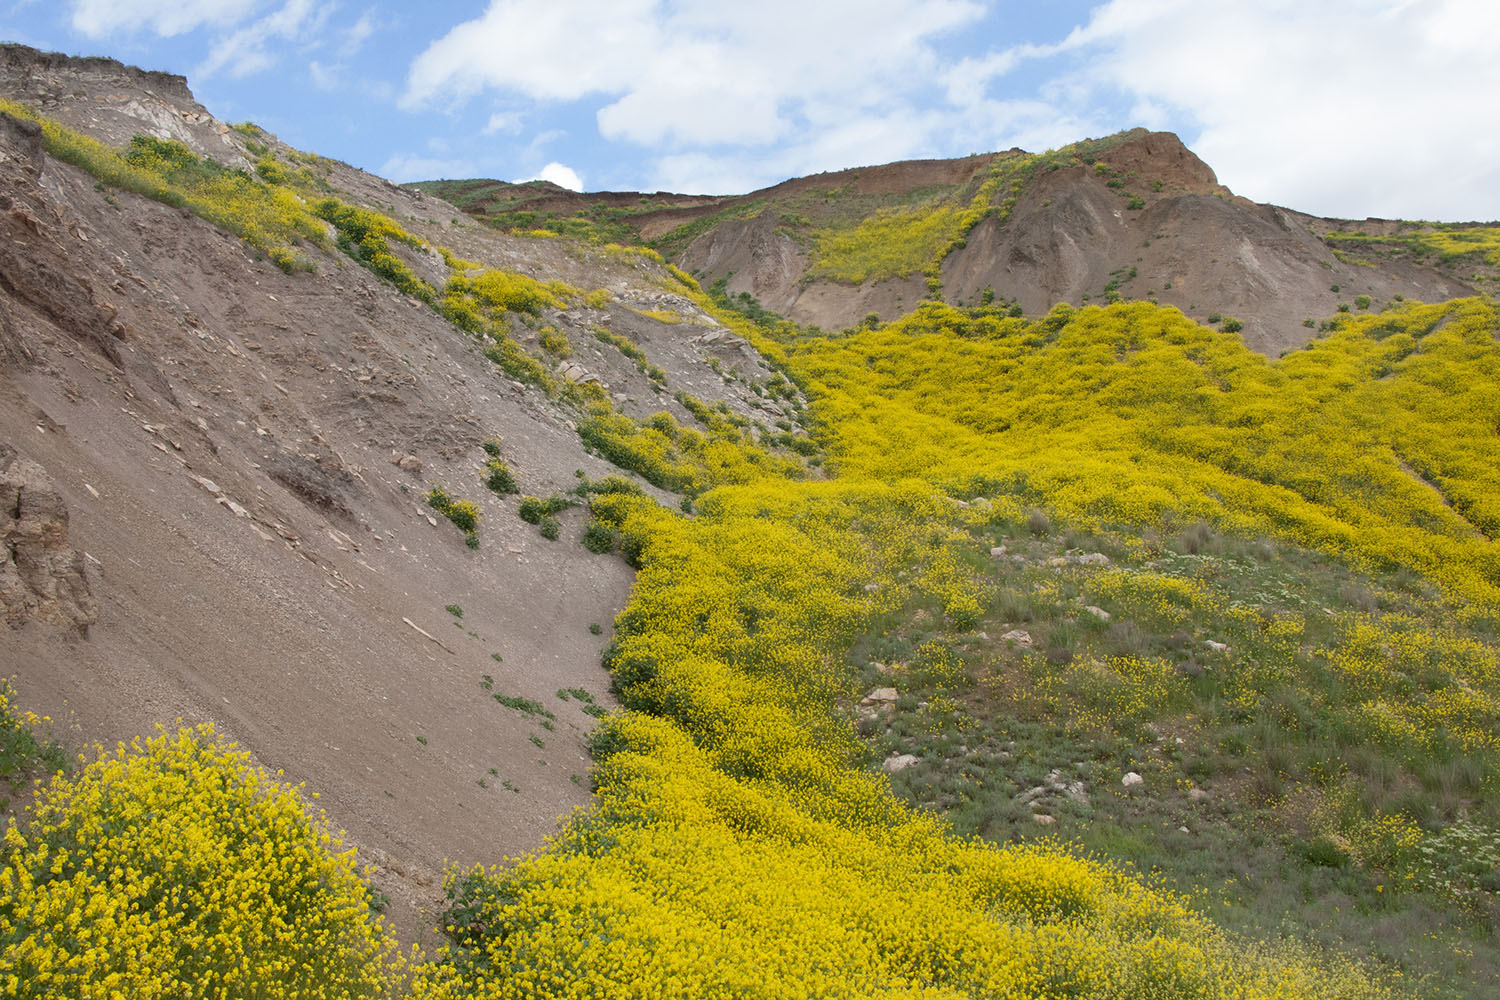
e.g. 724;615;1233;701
1083;605;1111;621
860;687;898;705
1;445;98;631
881;753;919;774
1122;771;1144;788
1000;629;1033;647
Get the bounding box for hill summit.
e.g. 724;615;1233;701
414;128;1492;356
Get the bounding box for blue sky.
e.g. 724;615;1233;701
3;1;1497;220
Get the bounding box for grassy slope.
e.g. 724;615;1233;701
3;103;1498;998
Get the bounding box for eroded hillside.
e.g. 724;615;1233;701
423;129;1483;357
0;43;811;938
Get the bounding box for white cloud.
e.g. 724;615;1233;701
393;0;1495;217
483;111;523;136
519;162;584;191
69;0;260;37
343;9;375;54
379;152;480;182
196;0;330;78
1021;0;1500;219
402;0;984;150
308;59;338;90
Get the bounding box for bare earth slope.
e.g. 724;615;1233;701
0;45;790;939
427;131;1479;358
679;132;1475;356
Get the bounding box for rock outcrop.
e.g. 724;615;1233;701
0;444;97;630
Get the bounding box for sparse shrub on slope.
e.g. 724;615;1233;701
0;725;404;999
0;102;326;273
313;198;436;302
0;680;66;810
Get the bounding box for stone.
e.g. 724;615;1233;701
393;453;423;474
881;753;919;774
1;445;98;631
1205;639;1229;653
1083;605;1111;621
1188;787;1211;803
1000;629;1033;647
860;687;898;705
1074;552;1111;566
990;545;1007;557
1033;814;1057;825
1121;771;1144;788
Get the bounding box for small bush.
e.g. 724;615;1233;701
539;326;572;358
518;494;572;524
483;459;518;495
1221;316;1243;333
1027;508;1052;536
539;517;560;540
583;519;618;554
481;438;503;458
427;486;481;535
1298;836;1351;868
1354;294;1372;310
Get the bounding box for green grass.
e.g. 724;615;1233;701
851;516;1500;998
0;680;67;812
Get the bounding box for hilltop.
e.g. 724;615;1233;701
2;42;1498;1000
413;129;1491;357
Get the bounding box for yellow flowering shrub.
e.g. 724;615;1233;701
0;680;64;803
0;725;404;999
405;472;1396;999
793;298;1500;607
0;102;327;273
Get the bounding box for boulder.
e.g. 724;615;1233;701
881;753;919;774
